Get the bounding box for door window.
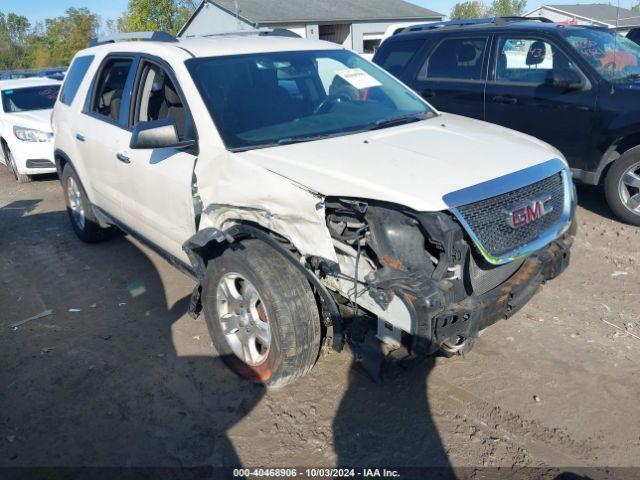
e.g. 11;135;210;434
495;38;579;85
375;39;425;78
132;61;194;141
90;58;133;121
417;37;488;81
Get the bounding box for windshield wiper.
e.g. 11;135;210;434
276;134;333;146
367;112;430;131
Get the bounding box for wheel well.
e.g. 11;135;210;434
184;221;343;350
616;133;640;156
54;150;69;178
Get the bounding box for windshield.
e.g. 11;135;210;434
563;28;640;83
187;49;434;151
1;85;60;113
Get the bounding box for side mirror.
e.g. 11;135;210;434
546;69;584;90
130;119;195;149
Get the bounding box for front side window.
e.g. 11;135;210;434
187;49;434;151
495;37;579;85
563;28;640;83
132;62;194;141
1;85;60;113
90;58;133;121
417;37;488;81
59;56;93;106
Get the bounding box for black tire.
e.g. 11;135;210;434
605;149;640;226
61;164;111;242
5;148;31;183
202;239;321;388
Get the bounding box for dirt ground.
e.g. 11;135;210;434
1;166;639;477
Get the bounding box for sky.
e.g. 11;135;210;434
1;0;639;25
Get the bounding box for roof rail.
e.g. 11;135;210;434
89;31;177;47
397;16;553;34
198;27;301;39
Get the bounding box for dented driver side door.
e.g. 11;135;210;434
118;57;198;263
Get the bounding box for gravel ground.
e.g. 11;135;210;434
1;167;639;477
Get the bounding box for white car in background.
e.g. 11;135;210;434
0;78;61;183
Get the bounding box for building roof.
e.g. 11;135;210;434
543;4;640;27
202;0;443;24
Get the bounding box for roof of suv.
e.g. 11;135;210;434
393;18;609;39
83;34;342;59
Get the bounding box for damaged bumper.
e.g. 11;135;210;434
408;236;573;355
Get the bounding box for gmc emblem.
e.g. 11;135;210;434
506;195;553;229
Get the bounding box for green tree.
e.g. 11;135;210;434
450;1;489;19
118;0;196;35
488;0;527;17
6;13;30;44
44;7;99;66
0;12;29;69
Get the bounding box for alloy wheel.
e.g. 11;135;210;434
618;161;640;214
66;176;86;230
216;272;272;366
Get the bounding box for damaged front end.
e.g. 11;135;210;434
322;197;574;359
184;152;575;369
320;159;576;359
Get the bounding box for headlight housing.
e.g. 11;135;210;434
13;126;53;142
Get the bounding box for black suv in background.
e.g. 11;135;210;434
374;17;640;225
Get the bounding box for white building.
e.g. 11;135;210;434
525;4;640;34
178;0;443;54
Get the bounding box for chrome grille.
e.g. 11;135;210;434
456;173;565;258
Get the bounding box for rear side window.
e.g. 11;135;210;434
417;37;488;81
375;39;425;78
90;58;133;122
59;56;94;106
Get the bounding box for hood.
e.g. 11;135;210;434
8;109;53;132
234;113;565;212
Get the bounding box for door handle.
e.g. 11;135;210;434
421;89;436;99
116;152;131;164
492;95;518;105
76;133;86;142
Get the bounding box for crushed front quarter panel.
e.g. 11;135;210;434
193;150;338;263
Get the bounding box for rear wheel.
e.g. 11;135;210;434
6;148;31;183
202;239;321;388
62;164;111;242
605;151;640;226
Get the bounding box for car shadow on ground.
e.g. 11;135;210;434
0;199;265;473
333;356;454;476
0;197;455;477
575;184;617;222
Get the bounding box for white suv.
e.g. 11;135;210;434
53;31;576;387
0;78;61;182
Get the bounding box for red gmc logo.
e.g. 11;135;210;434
507;195;553;229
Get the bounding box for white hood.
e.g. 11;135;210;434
9;109;53;132
235;113;564;212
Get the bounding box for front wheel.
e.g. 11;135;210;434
605;151;640;226
202;239;321;388
6;148;31;183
